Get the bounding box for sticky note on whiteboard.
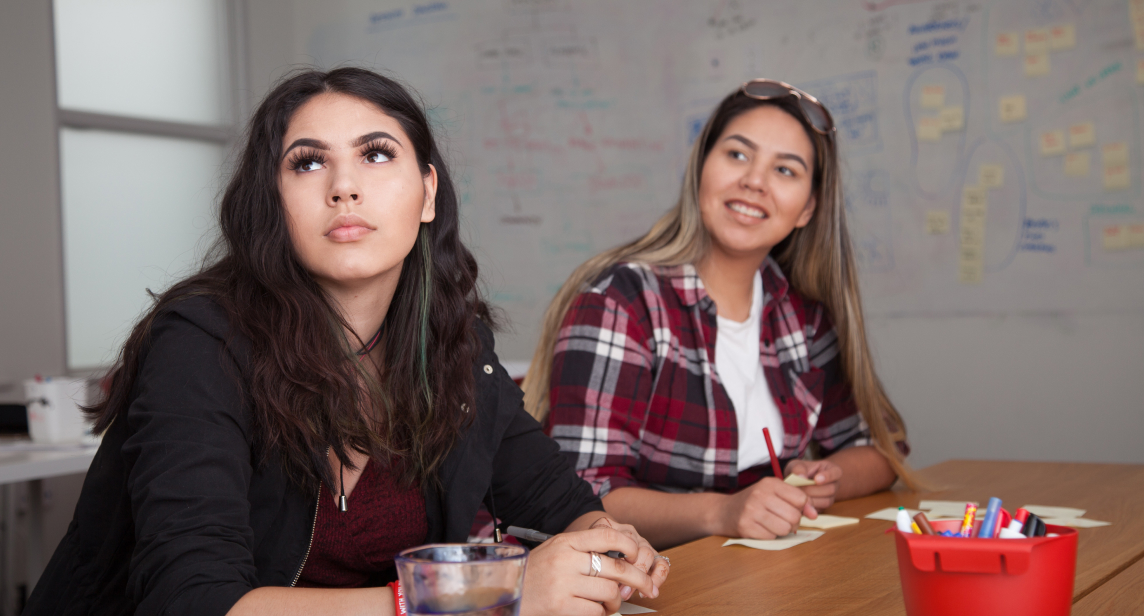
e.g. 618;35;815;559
1128;223;1144;248
999;95;1027;123
959;261;984;284
925;211;950;234
1049;24;1076;50
1102;142;1129;166
917;116;943;142
1068;122;1095;149
939;106;964;132
1103;225;1130;250
1040;130;1066;156
1138;59;1144;84
962;186;988;209
920;85;945;109
1024;53;1050;77
1024;28;1050;54
1104;164;1131;190
1064;152;1090;177
979;164;1004;188
995;32;1019;56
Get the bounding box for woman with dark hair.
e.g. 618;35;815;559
26;68;668;616
523;81;917;549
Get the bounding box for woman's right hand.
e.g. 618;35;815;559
716;476;816;539
519;525;659;616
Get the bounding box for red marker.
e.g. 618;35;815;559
762;427;783;479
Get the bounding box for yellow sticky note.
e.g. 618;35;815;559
917;116;943;142
1103;225;1130;250
1104;164;1131;190
800;514;860;530
1102;142;1129;166
1024;53;1050;77
1068;122;1095;149
995;32;1020;56
939;106;964;132
1138;59;1144;84
1024;28;1050;54
999;95;1027;123
1049;24;1076;50
1064;151;1090;177
960;224;985;248
979;164;1004;188
723;531;823;551
925;211;950;234
1040;130;1066;156
1127;223;1144;248
784;474;816;487
960;244;984;264
920;85;945;109
962;186;988;209
958;261;984;284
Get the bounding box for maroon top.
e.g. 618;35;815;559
296;458;427;588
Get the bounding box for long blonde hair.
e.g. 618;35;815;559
522;91;917;487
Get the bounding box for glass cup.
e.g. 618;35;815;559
395;544;529;616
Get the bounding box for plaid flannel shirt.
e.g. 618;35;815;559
546;258;905;496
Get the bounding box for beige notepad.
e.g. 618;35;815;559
919;500;978;519
1042;517;1110;528
865;507;922;522
1022;505;1086;518
723;530;824;551
610;602;657;615
800;514;860;529
784;474;816;487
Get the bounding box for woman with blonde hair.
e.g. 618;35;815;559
522;80;915;549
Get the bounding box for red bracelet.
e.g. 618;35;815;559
387;580;408;615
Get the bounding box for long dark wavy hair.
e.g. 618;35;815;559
87;67;491;492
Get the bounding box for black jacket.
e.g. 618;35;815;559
26;296;601;616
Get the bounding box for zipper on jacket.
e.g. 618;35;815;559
290;482;322;587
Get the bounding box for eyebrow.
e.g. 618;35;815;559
723;134;809;172
281;131;403;159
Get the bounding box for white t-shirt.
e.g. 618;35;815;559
714;271;786;472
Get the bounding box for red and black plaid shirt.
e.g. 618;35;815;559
545;258;906;496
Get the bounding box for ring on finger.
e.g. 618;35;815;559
588;552;603;577
655;555;671;567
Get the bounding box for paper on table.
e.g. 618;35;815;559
784;474;816;487
1022;505;1086;519
723;530;823;551
866;507;921;522
610;602;657;615
919;501;977;519
1042;517;1111;528
800;514;859;529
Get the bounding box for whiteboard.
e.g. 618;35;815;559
295;0;1144;358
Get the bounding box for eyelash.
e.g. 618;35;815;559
286;140;399;171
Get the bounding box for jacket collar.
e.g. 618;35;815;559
662;256;790;309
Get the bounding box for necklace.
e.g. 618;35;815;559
356;322;385;356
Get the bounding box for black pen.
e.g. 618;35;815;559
505;525;626;559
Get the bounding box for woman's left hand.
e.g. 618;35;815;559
784;459;843;511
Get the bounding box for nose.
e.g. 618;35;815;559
740;161;769;194
327;165;362;206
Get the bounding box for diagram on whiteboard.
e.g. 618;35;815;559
298;0;1144;356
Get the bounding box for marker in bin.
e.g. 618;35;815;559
505;526;626;560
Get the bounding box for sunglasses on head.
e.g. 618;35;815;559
739;79;836;136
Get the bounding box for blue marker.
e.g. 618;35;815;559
977;497;1003;538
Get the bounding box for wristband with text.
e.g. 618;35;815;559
386;580;408;615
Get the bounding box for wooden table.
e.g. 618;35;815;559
628;460;1144;615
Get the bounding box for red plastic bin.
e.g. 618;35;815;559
894;519;1076;616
